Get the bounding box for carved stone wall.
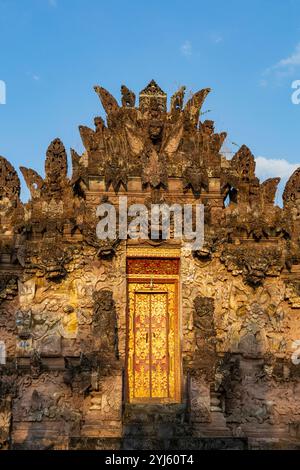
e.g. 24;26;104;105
1;80;300;449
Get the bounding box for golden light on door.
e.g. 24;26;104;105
127;280;180;403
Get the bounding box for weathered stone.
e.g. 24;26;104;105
0;80;300;450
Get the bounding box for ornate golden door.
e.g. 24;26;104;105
126;258;181;403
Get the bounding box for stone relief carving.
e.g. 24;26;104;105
92;290;118;358
0;80;300;449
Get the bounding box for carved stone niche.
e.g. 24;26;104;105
192;296;216;380
92;290;118;358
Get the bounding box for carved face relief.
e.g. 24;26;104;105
94;116;105;132
0;196;12;214
201;120;214;136
148;122;163;145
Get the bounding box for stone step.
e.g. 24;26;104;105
123;422;191;438
123;403;191;441
70;436;300;451
123;403;187;425
122;437;248;450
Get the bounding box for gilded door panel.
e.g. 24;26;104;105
149;292;168;399
133;293;150;398
127;281;180;403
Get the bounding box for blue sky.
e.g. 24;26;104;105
1;0;300;203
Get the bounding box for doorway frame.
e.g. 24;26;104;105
125;255;182;404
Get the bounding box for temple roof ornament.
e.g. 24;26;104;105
139;79;167;114
0;155;20;202
0;80;298;252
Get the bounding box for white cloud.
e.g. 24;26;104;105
254;156;300;205
273;43;300;70
210;32;223;44
263;42;300;84
259;79;268;88
255;156;300;180
180;40;192;57
25;71;40;82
